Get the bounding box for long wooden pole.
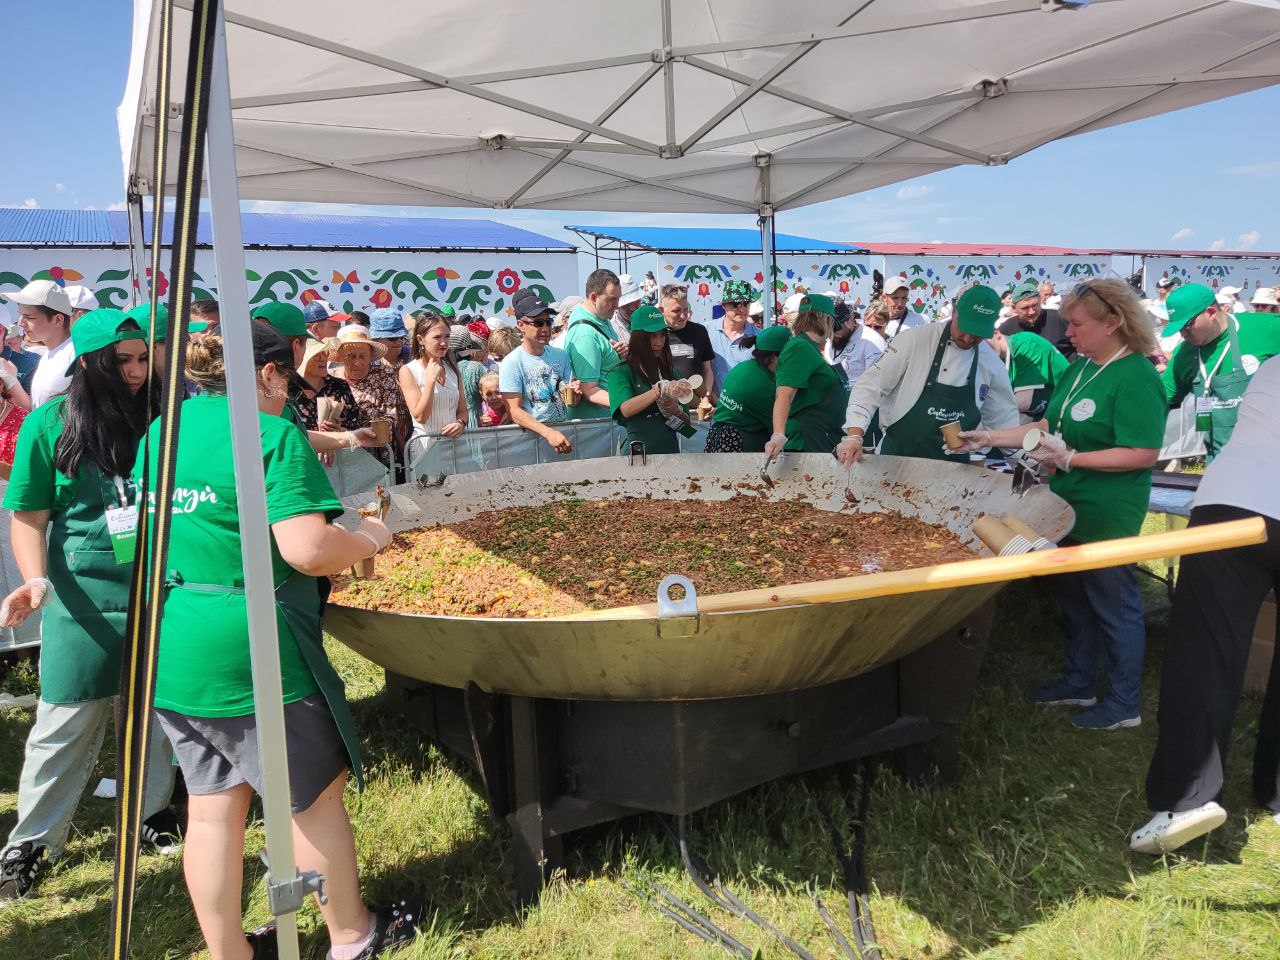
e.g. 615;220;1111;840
564;517;1267;622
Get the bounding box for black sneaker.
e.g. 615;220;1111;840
328;899;428;960
141;807;184;856
0;842;48;902
246;923;278;960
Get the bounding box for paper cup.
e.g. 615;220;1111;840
560;383;580;407
317;397;344;426
352;556;376;579
972;516;1019;555
370;418;392;446
1002;514;1055;551
939;421;964;450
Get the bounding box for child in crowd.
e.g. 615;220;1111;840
478;373;512;427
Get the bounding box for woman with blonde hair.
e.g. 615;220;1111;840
764;294;848;457
953;277;1166;730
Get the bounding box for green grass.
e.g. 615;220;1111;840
2;540;1278;959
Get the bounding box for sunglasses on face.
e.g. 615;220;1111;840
520;317;554;328
1072;282;1118;316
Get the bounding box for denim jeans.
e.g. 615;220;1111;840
1051;562;1146;713
7;697;176;857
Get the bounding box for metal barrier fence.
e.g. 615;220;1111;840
404;417;710;485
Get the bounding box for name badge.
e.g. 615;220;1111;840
1070;399;1096;422
1195;395;1213;433
106;505;138;564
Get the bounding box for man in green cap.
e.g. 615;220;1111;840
839;284;1018;464
251;301;312;366
998;280;1073;359
986;327;1070;422
1160;282;1280;460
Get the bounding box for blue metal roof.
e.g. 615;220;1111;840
567;225;861;254
0;208;574;251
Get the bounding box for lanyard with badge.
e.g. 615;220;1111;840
1194;318;1243;433
100;473;139;564
1052;346;1129;437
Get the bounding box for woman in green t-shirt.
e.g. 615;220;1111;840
707;325;792;453
141;327;422;959
955;278;1166;731
765;294;848;458
0;309;178;901
607;305;694;455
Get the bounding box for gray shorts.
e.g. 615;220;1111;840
156;693;349;813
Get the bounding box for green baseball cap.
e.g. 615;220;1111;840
755;325;792;353
798;293;836;317
1162;282;1216;336
629;304;667;333
126;302;209;341
1010;281;1039;304
252;301;309;338
440;304;456;318
955;285;1002;338
66;308;146;374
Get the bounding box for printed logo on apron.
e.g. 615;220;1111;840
1070;398;1096;421
927;406;964;422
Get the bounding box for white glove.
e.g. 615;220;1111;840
346;427;378;448
835;434;865;466
950;429;992;455
0;364;17;391
764;432;788;459
1028;432;1075;472
653;379;671;399
352;516;393;557
0;577;53;627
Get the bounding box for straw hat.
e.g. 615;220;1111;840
325;323;387;360
300;337;331;374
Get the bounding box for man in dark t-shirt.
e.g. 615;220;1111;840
997;281;1074;360
660;285;715;393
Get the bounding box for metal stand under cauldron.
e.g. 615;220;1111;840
384;601;993;903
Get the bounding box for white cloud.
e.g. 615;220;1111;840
896;184;935;200
1224;161;1280;179
55;183;65;193
1170;227;1194;242
1236;229;1261;251
106;201;127;211
1209;238;1227;251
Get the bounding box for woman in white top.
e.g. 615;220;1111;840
398;313;468;447
1131;355;1280;855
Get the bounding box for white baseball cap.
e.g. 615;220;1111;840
1250;286;1278;306
64;284;99;312
748;300;764;317
1;278;75;316
883;276;909;295
1219;285;1241;298
782;292;805;316
617;273;643;306
488;313;515;329
1215;291;1235;306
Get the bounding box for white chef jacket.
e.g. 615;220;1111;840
845;321;1019;434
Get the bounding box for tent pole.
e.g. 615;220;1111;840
126;193;146;308
756;153;775;325
206;9;309;960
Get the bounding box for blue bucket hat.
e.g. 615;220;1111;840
369;307;408;339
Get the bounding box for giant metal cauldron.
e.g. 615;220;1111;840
330;453;1074;898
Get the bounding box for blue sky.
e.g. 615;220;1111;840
4;0;1279;254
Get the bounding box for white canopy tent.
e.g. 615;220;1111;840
116;0;1280;956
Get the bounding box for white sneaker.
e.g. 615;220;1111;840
1129;802;1227;854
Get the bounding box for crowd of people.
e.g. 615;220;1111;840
0;259;1276;953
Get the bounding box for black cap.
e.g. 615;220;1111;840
512;288;552;318
252;322;311;395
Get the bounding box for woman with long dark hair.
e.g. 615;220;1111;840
0;308;176;902
607;305;694;455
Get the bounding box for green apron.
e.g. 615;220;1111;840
785;364;849;453
40;467;137;703
879;325;980;462
162;569;363;786
1193;320;1249;460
